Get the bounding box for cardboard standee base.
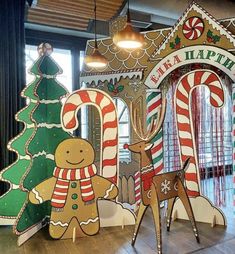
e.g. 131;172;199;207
172;195;226;226
0;218;15;225
98;200;136;227
17;217;49;246
73;227;76;243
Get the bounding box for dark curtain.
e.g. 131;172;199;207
0;0;26;194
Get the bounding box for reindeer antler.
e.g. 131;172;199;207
130;94;166;142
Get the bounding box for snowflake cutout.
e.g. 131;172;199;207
161;179;171;195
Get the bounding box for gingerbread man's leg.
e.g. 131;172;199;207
49;210;70;239
78;203;100;236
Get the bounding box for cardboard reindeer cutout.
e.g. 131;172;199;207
124;95;199;254
29;137;118;239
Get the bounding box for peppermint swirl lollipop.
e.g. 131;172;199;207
183;17;204;40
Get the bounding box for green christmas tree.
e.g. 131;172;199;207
0;74;38;222
14;43;71;234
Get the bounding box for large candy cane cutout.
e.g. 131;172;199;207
174;70;224;197
61;88;118;183
146;89;164;175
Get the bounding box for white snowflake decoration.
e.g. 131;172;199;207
161;179;171;195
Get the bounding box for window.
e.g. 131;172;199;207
25;45;72;92
81;96;131;162
80;51;89;139
114;98;131;163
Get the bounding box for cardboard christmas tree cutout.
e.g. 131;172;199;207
14;43;71;245
0;76;38;225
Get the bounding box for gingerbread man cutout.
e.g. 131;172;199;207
29;138;118;239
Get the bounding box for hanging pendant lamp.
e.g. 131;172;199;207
113;0;144;49
84;0;108;68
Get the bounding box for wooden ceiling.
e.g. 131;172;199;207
27;0;125;31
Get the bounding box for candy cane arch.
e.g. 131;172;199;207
61;88;118;183
174;70;224;197
146;89;164;175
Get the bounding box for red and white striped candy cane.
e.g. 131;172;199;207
61;88;118;183
134;171;141;208
174;70;224;197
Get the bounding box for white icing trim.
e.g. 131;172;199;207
46;154;54;160
12;184;20;190
80;71;143;86
50;220;69;227
80;217;99;225
30;99;60;104
26;123;35;129
19;155;31;160
36;74;57;79
104;184;115;199
37;123;62;128
33;151;54;160
40;99;60;104
32;188;43;203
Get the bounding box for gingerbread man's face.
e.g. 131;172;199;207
55;138;95;168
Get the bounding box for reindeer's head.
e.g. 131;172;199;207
124;95;166;167
124;141;153;154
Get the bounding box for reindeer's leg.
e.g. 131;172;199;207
177;179;200;243
131;203;148;246
166;197;176;232
150;183;162;254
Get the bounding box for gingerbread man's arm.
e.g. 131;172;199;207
29;177;57;204
93;176;118;199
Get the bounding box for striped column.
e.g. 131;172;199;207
175;70;224;197
134;171;141;209
233;84;235;217
146;89;164;175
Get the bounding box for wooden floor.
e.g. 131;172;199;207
1;206;235;254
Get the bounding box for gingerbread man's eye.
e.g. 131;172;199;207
66;151;70;154
80;150;83;153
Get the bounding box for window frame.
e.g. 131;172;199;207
113;97;131;163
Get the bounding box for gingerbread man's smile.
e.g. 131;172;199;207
66;158;84;166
